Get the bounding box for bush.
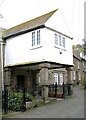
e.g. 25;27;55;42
8;92;34;111
25;92;34;102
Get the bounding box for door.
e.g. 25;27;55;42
17;75;25;89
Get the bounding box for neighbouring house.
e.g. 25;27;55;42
3;9;73;100
73;54;82;85
80;57;86;88
73;50;86;86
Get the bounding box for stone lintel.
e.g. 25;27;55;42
39;63;50;68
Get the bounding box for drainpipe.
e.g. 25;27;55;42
0;40;4;91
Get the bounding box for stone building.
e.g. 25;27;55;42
73;50;86;86
3;9;73;99
73;54;82;84
81;57;86;88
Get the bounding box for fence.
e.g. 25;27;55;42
2;84;70;115
48;83;68;98
2;86;42;114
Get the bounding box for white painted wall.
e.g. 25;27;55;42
5;27;73;67
45;9;72;38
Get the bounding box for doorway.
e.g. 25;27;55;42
17;75;25;89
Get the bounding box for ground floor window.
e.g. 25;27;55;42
59;73;63;85
54;73;58;85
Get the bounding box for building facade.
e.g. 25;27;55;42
73;50;86;87
3;9;73;99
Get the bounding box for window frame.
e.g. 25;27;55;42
55;33;58;45
54;73;58;85
59;35;62;46
63;37;65;48
59;73;63;85
37;30;40;45
32;32;35;46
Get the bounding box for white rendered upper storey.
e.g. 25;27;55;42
3;9;73;67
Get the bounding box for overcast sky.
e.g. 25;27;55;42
0;0;85;45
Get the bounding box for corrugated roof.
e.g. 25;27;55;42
4;9;58;39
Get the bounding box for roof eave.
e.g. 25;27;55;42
3;24;45;40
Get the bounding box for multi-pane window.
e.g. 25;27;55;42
54;33;66;48
63;37;65;48
59;35;62;46
59;73;63;85
32;32;35;46
55;34;58;45
54;73;58;85
32;30;41;47
73;70;75;80
37;30;40;45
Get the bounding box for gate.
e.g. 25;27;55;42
2;86;42;114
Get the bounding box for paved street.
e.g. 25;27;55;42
4;85;84;118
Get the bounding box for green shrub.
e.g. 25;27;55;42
8;92;34;111
25;92;34;102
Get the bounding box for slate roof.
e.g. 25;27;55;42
4;9;58;39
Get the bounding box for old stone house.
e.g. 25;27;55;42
73;54;82;84
3;9;73;99
81;57;86;87
73;50;86;86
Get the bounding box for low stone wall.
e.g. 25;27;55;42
26;98;57;109
26;99;44;109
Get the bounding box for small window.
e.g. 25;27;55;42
63;37;65;48
59;35;62;46
55;34;58;45
37;30;40;45
32;32;35;46
59;73;63;85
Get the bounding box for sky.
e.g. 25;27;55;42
0;0;85;45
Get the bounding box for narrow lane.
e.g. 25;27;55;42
5;86;84;118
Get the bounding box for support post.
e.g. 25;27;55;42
40;64;50;101
66;67;73;96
